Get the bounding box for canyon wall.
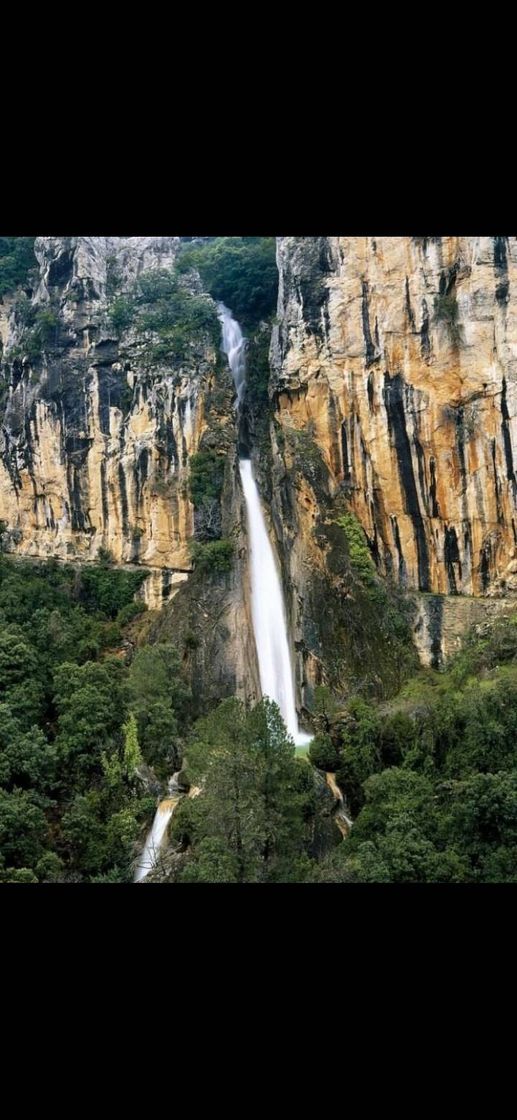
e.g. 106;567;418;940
2;235;517;711
0;237;260;698
261;237;517;698
271;237;517;598
0;237;201;601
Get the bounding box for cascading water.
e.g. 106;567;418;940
326;772;353;837
218;303;311;748
219;302;246;406
134;773;181;883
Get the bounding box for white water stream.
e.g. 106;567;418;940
219;304;311;748
133;774;181;883
135;302;313;883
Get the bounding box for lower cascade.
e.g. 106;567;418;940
134;774;181;883
219;304;311;748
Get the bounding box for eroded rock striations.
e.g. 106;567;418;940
264;237;517;691
0;237;198;602
0;237;260;701
2;236;517;708
272;237;517;597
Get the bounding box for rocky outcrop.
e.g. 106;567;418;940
257;237;517;697
0;236;261;699
150;430;262;712
272;237;517;598
412;591;516;668
0;238;212;601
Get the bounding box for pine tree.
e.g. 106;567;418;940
122;713;142;778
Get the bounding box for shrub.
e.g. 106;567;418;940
190;539;233;574
309;733;340;771
337;512;377;587
177;237;278;331
109;295;135;333
117;600;147;627
0;238;37;297
189;450;225;509
35;308;59;346
107;268;220;363
97;547;114;566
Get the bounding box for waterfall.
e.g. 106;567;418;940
133;773;181;883
219;302;246;406
218;303;311;748
326;772;353;837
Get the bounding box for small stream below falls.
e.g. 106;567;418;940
133;773;182;882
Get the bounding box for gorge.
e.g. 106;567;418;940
1;235;517;885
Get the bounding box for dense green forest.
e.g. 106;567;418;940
309;616;517;882
3;542;515;882
0;556;192;882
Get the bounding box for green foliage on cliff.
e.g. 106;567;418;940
314;614;517;882
308;510;418;699
189;450;225;508
0;556;193;882
128;643;191;773
189;538;233;574
0;238;37;298
7;305;61;364
177;237;278;332
107;267;220;365
434;290;463;347
337;513;377;587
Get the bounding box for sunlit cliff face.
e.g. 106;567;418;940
0;237;217;607
272;236;517;597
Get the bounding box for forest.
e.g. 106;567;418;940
1;546;515;882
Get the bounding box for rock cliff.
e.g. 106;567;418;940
2;235;517;710
271;237;517;598
0;236;260;700
254;237;517;697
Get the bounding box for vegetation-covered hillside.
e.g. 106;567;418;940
310;615;517;882
0;554;193;882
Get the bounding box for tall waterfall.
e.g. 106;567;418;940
218;304;311;747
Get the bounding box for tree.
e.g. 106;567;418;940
129;643;191;771
247;699;314;875
122;713;142;777
0;628;39;690
179;698;316;883
53;658;129;788
182;698;264;882
309;732;340;772
177;237;278;331
0;789;48;869
335;698;383;814
0;703;55;791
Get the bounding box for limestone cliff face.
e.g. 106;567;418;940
272;237;517;599
0;236;260;697
0;237;210;607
